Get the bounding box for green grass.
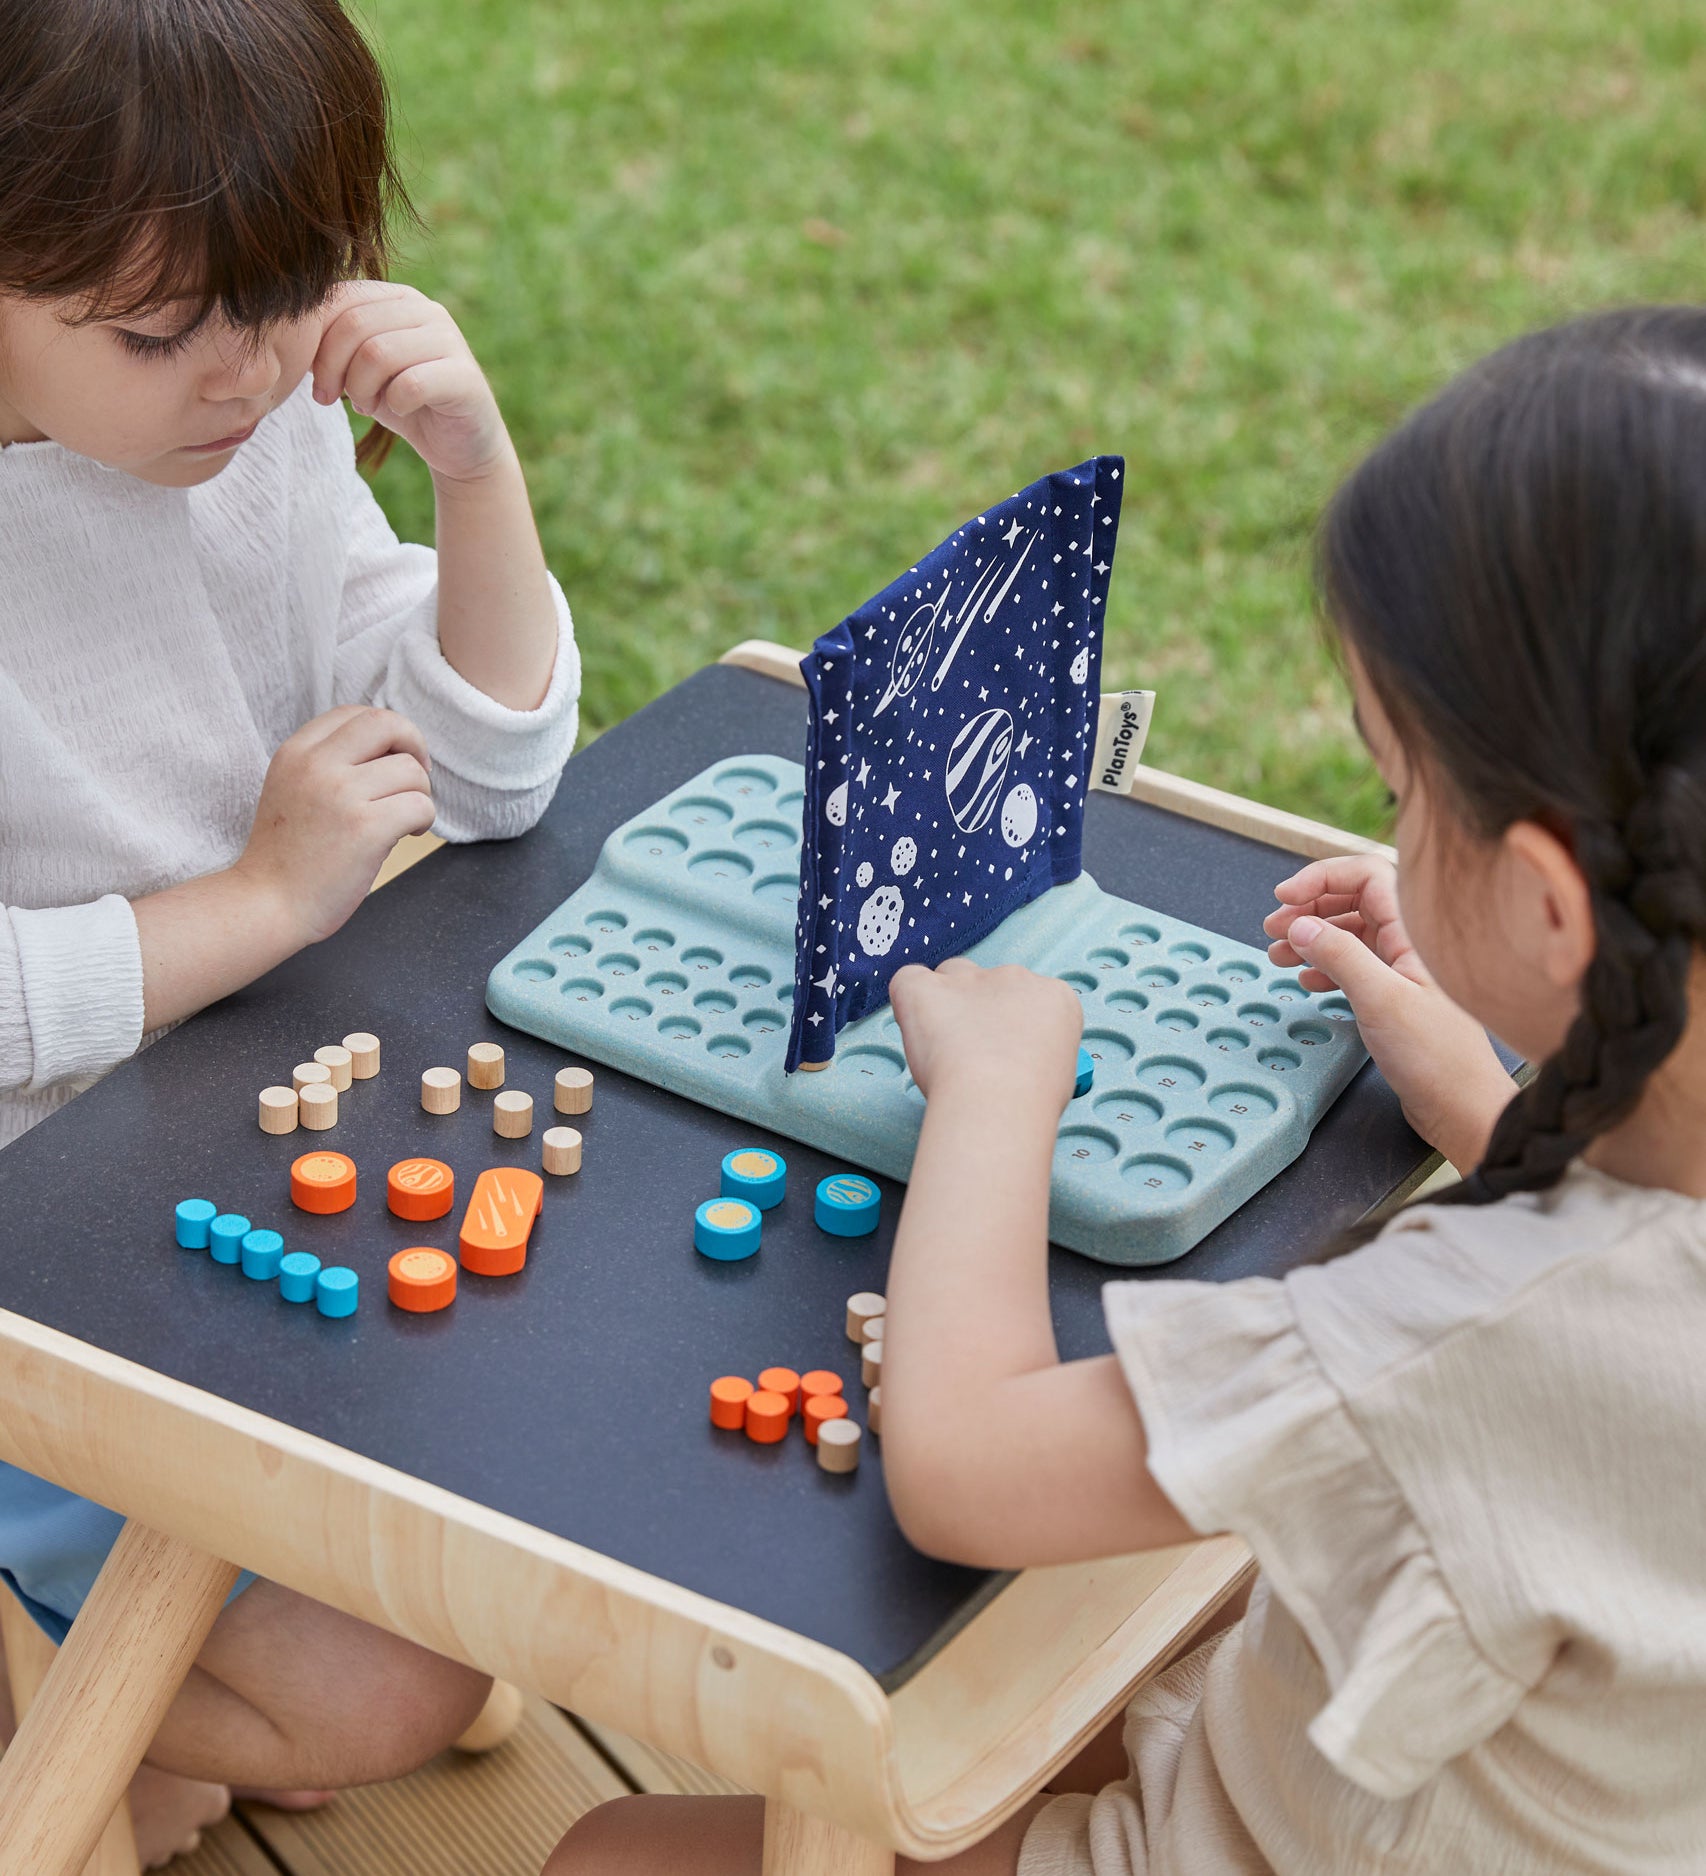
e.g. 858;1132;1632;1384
362;0;1706;838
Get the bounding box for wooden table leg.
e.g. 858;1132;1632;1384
762;1799;895;1876
0;1520;238;1876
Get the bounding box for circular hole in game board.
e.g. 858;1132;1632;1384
1319;995;1355;1022
753;874;797;903
1136;1055;1207;1093
1267;978;1307;1004
682;946;724;972
688;850;755;883
733;819;797;855
624;825;688;860
645;970;689;997
840;1045;906;1079
729;963;773;988
1209;1083;1278;1121
586;909;628;934
599;952;640;977
1088;946;1130;972
1165;1117;1235;1159
776;789;805;818
513;959;555;981
1258;1046;1303;1074
1237;1001;1281;1028
1135;964;1180;989
1168;940;1210;963
707;1033;751;1059
1288;1019;1333;1048
560;977;604;1003
1155;1007;1200;1034
1105;988;1150;1014
1060;971;1098;995
549;933;592;956
610;996;654;1022
695;988;737;1014
1093;1088;1163;1129
668;795;734;829
1119;922;1161;947
742;1007;785;1035
1055;1125;1119;1167
1080;1028;1136;1066
659;1014;702;1040
711;766;778;799
633;927;675;953
1120;1153;1193;1194
1206;1026;1251;1053
1186;982;1231;1008
1217;959;1260;983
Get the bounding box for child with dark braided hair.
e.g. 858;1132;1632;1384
549;310;1706;1876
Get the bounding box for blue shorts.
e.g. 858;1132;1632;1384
0;1463;255;1644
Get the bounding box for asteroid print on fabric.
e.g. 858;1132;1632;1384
789;456;1124;1069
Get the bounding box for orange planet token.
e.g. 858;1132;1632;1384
289;1150;357;1215
458;1167;545;1276
744;1390;791;1444
387;1247;458;1313
387;1157;455;1222
803;1395;850;1445
757;1367;801;1415
799;1370;844;1408
708;1376;754;1430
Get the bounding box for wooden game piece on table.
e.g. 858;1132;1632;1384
298;1082;338;1130
387;1157;455;1222
342;1031;381;1078
693;1197;761;1262
845;1292;885;1343
861;1340;883;1389
720;1148;787;1210
862;1315;886;1348
708;1376;754;1430
467;1042;506;1090
553;1066;594;1115
315;1266;359;1318
867;1385;882;1436
173;1199;217;1249
240;1229;284;1282
757;1367;801;1416
493;1090;534;1138
313;1044;353;1091
257;1086;298;1135
815;1172;880;1238
207;1213;249;1266
290;1150;357;1215
292;1061;331;1094
799;1370;844;1412
388;1247;457;1313
542;1127;582;1176
458;1167;545;1276
803;1395;850;1446
743;1389;790;1444
278;1250;322;1302
816;1418;862;1474
421;1066;462;1114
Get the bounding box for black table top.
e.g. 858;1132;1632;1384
0;663;1427;1687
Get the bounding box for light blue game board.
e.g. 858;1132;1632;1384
486;756;1368;1266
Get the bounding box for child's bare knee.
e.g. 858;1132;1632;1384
308;1646;490;1784
547;1795;764;1876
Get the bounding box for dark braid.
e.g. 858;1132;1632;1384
1317;308;1706;1227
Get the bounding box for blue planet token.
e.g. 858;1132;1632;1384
1074;1045;1094;1099
315;1266;359;1319
174;1198;217;1250
240;1229;284;1281
720;1148;787;1210
208;1213;250;1265
278;1251;322;1303
814;1173;880;1238
694;1197;762;1261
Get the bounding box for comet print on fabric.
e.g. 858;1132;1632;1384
787;456;1124;1070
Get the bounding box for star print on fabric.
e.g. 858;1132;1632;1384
881;784;901;812
856;758;872;786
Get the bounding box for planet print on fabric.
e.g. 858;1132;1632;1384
825;782;849;827
891;836;918;877
857;885;905;957
1000;782;1039;848
856;861;874;887
945;708;1013;834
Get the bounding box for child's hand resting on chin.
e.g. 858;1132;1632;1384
1265;854;1515;1173
889;958;1083;1110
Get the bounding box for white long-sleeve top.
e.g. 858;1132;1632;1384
0;379;580;1149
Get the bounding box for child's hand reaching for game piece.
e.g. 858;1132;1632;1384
310;281;510;485
889;959;1083;1110
1265;854;1515;1173
235;706;437;946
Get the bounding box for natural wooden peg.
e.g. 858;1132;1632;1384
421;1066;462;1115
845;1291;886;1343
257;1086;299;1135
493;1089;533;1138
313;1044;353;1091
816;1418;862;1474
867;1385;882;1437
542;1126;583;1175
298;1083;338;1131
467;1042;506;1090
553;1066;594;1115
862;1315;886;1348
342;1031;381;1078
292;1061;331;1093
861;1340;882;1388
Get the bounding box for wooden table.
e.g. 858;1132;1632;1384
0;642;1419;1875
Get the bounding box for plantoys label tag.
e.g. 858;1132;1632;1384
1090;690;1155;796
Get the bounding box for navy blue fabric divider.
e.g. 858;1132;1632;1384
0;664;1430;1686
